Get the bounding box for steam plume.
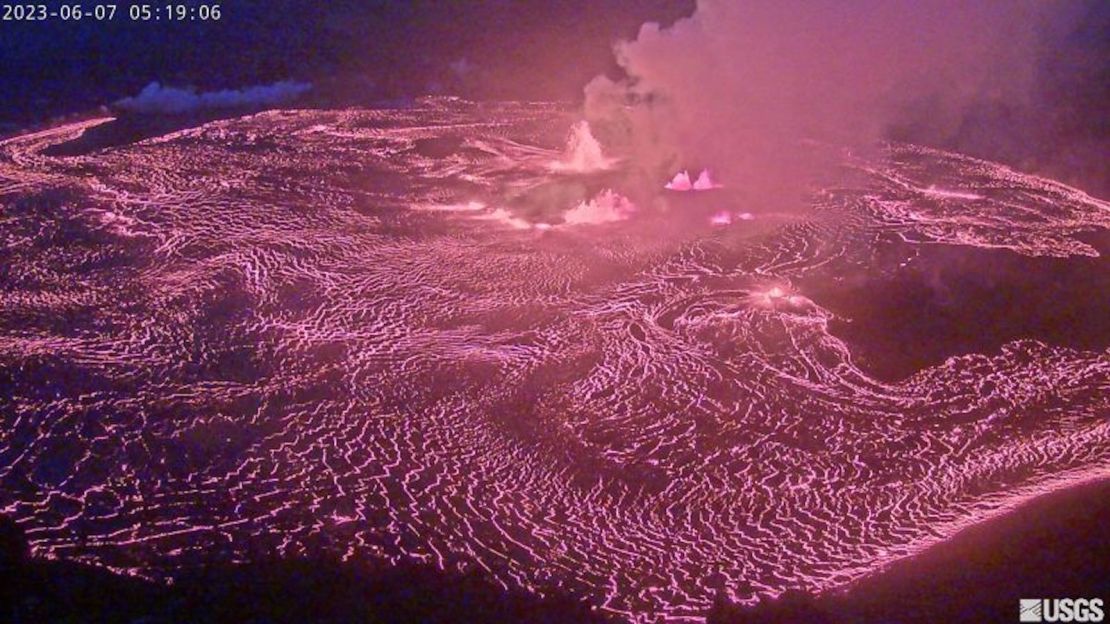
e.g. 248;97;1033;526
117;81;312;114
587;0;1082;205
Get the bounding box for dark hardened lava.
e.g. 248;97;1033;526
800;231;1110;382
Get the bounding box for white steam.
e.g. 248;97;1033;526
588;0;1058;204
117;81;312;114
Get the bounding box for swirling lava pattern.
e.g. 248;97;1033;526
1;100;1108;622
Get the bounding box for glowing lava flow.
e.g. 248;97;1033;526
1;100;1108;623
919;184;983;200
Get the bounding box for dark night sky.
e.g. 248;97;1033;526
0;0;1105;193
0;0;695;124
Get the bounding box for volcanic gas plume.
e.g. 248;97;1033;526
585;0;1097;207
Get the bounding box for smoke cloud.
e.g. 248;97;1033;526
117;81;312;115
587;0;1096;204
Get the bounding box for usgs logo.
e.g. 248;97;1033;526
1020;598;1105;623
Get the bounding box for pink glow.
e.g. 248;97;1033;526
415;200;486;212
550;121;614;172
666;169;720;192
664;170;693;191
563;189;636;225
747;284;793;308
710;211;732;225
477;207;533;230
921;185;984;200
692;169;721;190
4;104;1109;624
711;210;755;226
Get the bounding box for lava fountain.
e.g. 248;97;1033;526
550;120;615;173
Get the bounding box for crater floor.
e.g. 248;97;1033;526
1;100;1108;622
